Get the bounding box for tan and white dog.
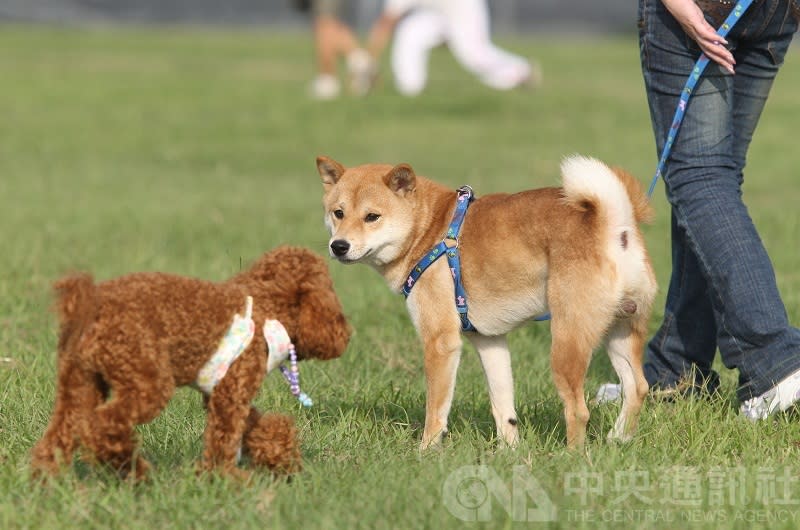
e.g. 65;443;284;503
316;155;656;450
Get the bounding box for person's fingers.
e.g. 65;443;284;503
694;20;727;45
683;18;735;73
700;42;736;73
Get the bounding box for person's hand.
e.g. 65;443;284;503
662;0;736;73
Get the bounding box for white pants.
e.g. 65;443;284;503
390;4;532;96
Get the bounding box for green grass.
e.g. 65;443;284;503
2;25;800;529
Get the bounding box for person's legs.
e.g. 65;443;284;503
391;10;447;96
721;0;800;403
314;16;359;76
639;0;726;395
643;212;721;395
310;0;372;98
441;0;535;90
640;0;800;404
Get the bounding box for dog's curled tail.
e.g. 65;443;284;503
53;273;96;355
560;154;654;226
610;165;654;225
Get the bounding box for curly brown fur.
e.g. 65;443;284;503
242;412;302;475
30;246;350;480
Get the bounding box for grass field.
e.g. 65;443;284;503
2;25;800;529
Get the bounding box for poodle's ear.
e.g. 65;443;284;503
317;156;346;192
294;269;351;361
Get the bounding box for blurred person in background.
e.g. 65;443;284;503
363;0;541;96
293;0;374;99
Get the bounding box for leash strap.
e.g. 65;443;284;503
648;0;754;197
403;186;477;332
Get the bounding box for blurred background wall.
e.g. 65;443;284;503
0;0;638;34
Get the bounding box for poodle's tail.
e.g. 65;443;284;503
53;273;97;357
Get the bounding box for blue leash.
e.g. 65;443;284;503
647;0;754;197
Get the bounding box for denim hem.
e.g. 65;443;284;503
736;354;800;401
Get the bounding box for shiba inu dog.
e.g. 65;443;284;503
316;155;656;449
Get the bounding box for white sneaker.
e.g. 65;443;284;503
346;48;376;97
740;368;800;421
522;59;543;89
481;59;543;91
309;74;341;100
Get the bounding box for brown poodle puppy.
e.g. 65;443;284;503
31;246;350;480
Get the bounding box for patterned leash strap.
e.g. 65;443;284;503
648;0;754;197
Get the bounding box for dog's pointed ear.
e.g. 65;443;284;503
317;156;346;191
383;164;416;197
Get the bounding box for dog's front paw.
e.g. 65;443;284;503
498;418;520;449
606;429;634;444
242;413;302;475
419;429;448;452
114;455;151;482
196;461;253;484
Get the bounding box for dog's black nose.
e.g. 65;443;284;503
330;239;350;257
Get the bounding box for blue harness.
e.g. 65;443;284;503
402;186;478;332
402;186;551;332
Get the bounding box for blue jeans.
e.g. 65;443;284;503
639;0;800;401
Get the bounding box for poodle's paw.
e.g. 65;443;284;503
243;413;302;475
115;455;151;482
196;461;253;484
30;443;71;480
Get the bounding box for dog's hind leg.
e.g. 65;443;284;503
201;343;266;478
605;318;649;442
467;333;519;447
549;337;592;449
549;302;611;449
30;358;104;477
84;340;174;480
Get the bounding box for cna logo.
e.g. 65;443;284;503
442;465;557;522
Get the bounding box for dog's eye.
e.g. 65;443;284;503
333;209;344;220
364;213;381;223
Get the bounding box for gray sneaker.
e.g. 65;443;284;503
594;383;623;404
593;380;689;405
740;368;800;421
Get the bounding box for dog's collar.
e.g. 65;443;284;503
264;320;313;407
402;186;478;333
195;297;312;407
264;319;292;373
